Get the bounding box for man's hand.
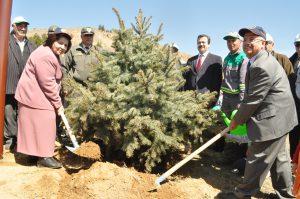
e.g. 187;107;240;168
229;119;238;131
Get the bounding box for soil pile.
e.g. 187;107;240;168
74;141;101;160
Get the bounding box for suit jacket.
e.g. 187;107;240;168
7;33;36;94
15;46;63;111
234;50;298;142
184;53;222;94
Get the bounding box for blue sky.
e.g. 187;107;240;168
12;0;299;58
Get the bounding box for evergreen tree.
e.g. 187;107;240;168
63;8;218;172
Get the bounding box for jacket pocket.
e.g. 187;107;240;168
255;108;276;120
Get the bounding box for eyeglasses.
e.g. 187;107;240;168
295;43;300;48
243;38;264;44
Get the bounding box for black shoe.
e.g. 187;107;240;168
37;157;62;169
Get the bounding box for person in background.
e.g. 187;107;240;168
62;27;100;85
4;16;36;151
183;34;222;95
228;26;296;199
170;43;186;67
265;33;294;78
291;34;300;159
15;28;72;169
216;32;248;116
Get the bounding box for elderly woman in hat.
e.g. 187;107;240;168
15;28;72;169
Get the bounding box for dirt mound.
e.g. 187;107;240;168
0;148;275;199
57;162;186;199
74;141;101;160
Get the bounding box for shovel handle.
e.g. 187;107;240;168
60;112;79;148
155;127;229;185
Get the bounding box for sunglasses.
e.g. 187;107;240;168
295;43;300;48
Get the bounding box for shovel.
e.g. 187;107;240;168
60;112;80;152
154;127;229;187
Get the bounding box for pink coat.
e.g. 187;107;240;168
15;45;62;157
15;45;62;110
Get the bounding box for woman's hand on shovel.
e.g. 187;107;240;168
57;106;64;116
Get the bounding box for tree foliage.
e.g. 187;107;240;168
63;9;218;172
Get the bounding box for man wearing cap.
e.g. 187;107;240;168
170;43;186;67
62;27;100;85
4;16;36;151
216;32;248;116
183;34;222;94
291;34;300;159
265;33;294;77
228;26;296;198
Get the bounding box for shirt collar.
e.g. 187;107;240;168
199;51;209;57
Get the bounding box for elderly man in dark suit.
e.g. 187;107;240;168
4;16;36;151
183;34;222;94
228;26;297;198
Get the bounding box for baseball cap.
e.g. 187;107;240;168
48;25;59;34
81;27;94;35
171;43;179;50
295;34;300;43
54;28;72;41
265;33;274;43
223;32;242;40
238;26;266;40
12;16;29;25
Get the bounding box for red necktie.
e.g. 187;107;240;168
196;55;202;72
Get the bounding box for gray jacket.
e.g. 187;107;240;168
234;50;297;142
7;33;36;94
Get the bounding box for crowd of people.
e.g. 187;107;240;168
3;15;300;198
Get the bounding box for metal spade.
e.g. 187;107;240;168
60;112;80;152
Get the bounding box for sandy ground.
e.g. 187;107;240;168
0;146;276;199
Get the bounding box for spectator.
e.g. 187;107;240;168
62;27;101;85
183;34;222;95
217;32;248;116
228;26;296;198
290;34;300;158
170;43;186;67
15;28;72;169
4;16;36;151
265;33;294;78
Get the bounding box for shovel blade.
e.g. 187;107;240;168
65;145;79;152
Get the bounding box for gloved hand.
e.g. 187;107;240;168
57;106;64;116
212;105;221;111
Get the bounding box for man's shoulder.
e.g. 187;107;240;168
208;53;222;61
187;55;198;62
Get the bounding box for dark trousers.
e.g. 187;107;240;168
289;124;300;158
4;94;18;148
234;134;294;198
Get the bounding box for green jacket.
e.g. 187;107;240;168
62;43;101;84
220;51;248;101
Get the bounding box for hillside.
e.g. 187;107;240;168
27;27;190;61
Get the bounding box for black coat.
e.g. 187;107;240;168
7;33;36;94
183;53;222;94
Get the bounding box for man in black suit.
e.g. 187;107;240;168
4;16;36;151
183;34;222;95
